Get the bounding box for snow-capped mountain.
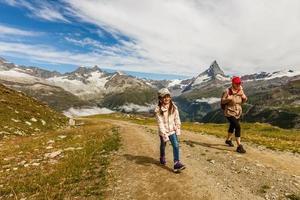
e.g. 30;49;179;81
48;66;152;100
0;57;153;100
1;56;300;127
180;61;230;93
0;65;45;84
0;57;16;70
147;61;228;95
0;57;61;79
190;60;230;86
23;67;61;79
0;57;156;112
47;66;111;100
242;69;300;81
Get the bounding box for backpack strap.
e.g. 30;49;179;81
228;88;233;95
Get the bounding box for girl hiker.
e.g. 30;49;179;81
221;76;248;153
155;88;186;172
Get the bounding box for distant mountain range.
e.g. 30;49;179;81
0;57;155;112
1;57;300;129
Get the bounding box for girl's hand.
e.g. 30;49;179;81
162;134;169;142
176;128;181;136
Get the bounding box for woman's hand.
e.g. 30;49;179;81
242;94;247;102
227;95;233;101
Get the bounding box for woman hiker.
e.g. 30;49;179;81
155;88;186;172
221;76;248;153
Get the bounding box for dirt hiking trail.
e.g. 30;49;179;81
103;119;300;200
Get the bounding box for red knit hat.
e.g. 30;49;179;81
232;76;241;84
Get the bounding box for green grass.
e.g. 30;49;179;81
0;84;68;137
0;118;121;199
182;122;300;153
93;113;300;153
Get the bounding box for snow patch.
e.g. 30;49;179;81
192;74;210;86
216;74;230;81
264;70;300;80
63;107;114;117
168;79;182;87
48;76;84;86
0;69;35;78
87;71;108;87
47;72;109;96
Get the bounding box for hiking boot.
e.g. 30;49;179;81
160;157;166;165
173;161;186;173
225;140;234;147
236;145;246;153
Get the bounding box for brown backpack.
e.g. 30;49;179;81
221;88;233;110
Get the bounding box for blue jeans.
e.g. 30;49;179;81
160;133;179;162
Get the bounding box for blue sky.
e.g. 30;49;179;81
0;0;189;80
0;0;300;79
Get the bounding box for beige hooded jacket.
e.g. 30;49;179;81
221;86;247;119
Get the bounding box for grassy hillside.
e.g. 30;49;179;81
0;84;67;137
94;113;300;153
0;118;120;199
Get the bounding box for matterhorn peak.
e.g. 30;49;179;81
203;60;225;77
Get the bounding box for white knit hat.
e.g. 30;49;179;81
158;88;171;97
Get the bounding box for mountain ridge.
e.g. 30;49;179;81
1;57;300;128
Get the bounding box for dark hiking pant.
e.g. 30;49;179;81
227;116;241;137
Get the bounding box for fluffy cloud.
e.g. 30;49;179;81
64;0;300;75
1;0;300;76
0;24;40;36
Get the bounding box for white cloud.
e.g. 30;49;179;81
0;41;152;72
63;0;300;75
0;24;39;36
195;97;220;104
64;36;144;57
2;0;300;76
30;4;69;23
116;103;156;113
2;0;69;22
63;107;114;117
